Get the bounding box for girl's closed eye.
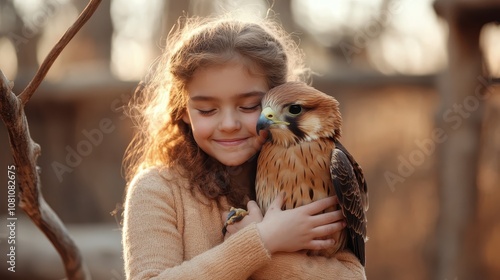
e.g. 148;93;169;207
197;108;217;116
240;103;261;112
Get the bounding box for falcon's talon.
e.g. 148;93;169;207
222;207;248;236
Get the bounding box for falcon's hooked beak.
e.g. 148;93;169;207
256;107;289;135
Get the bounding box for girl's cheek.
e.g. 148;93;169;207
191;117;216;136
250;111;263;135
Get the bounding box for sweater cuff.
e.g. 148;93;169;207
222;223;271;274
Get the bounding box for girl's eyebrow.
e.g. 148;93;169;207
190;91;266;101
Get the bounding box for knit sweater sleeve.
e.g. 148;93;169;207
252;251;366;279
122;168;271;280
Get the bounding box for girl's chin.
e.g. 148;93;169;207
219;159;245;167
215;154;253;167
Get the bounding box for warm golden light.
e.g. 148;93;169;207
482;23;500;77
292;0;448;75
0;38;18;80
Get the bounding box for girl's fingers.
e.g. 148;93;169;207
301;196;338;215
306;238;336;251
267;192;285;212
247;200;264;221
247;200;260;213
311;220;346;238
221;211;229;222
310;209;345;227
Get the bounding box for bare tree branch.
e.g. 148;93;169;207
19;0;103;105
0;0;103;279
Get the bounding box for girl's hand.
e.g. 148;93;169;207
257;193;345;254
222;193;346;254
222;200;264;240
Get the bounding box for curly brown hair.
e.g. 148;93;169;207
124;14;310;207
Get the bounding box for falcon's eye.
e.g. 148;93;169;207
288;104;302;115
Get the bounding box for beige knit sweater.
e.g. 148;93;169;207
122;167;366;279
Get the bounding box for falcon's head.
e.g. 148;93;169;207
257;82;342;147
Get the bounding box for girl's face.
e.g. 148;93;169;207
183;61;269;166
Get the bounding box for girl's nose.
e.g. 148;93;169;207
219;110;241;132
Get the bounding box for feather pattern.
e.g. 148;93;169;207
330;141;368;265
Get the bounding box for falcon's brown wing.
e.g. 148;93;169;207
330;140;368;266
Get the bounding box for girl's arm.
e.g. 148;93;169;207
122;169;271;280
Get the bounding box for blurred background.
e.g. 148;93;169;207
0;0;499;279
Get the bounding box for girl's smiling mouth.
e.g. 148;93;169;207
213;138;249;146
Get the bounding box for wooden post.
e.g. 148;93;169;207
433;0;500;279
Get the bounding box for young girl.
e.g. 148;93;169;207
122;14;366;279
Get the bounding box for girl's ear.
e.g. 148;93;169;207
182;111;191;124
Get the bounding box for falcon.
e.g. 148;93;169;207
253;81;368;265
